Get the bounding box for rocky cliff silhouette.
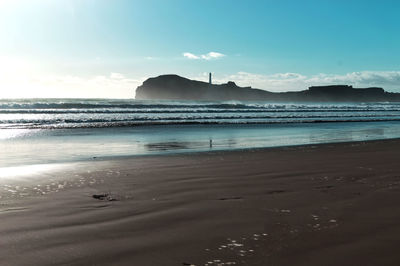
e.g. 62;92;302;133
135;74;400;102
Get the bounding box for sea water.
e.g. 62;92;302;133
1;98;400;168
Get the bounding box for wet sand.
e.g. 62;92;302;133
1;139;400;265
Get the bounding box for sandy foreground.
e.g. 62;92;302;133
1;139;400;266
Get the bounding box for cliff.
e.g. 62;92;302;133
135;75;400;102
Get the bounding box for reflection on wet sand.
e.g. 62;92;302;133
309;126;385;144
310;130;354;143
362;128;384;136
145;138;239;152
1;122;399;168
145;141;204;151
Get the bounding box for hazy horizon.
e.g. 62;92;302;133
1;0;400;98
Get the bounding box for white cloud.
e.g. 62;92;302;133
0;56;146;98
144;56;159;60
0;69;143;98
110;72;124;79
183;51;225;60
183;52;200;60
37;73;143;98
204;71;400;92
201;52;225;60
308;71;400;87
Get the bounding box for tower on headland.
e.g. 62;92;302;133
209;72;212;85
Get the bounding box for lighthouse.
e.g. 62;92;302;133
209;72;212;85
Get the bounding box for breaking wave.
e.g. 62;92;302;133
1;98;400;129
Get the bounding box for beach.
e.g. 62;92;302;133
1;139;400;266
2;1;400;265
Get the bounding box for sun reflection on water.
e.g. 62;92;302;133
0;129;33;140
0;164;60;179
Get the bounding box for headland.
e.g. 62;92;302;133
136;74;400;102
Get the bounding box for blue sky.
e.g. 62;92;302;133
0;0;399;98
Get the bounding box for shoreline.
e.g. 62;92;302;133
76;136;400;168
1;138;400;265
3;120;400;168
2;136;400;171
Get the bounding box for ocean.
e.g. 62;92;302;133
1;98;400;168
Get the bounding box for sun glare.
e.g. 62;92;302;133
0;0;22;8
0;57;36;98
0;57;139;99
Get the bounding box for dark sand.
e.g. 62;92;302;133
1;139;400;265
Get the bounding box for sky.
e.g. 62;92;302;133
0;0;400;98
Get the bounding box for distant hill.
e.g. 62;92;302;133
135;74;400;102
